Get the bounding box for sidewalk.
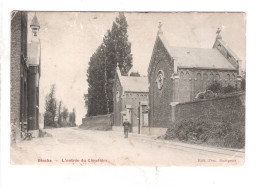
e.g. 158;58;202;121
80;128;245;158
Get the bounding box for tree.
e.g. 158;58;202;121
57;100;63;126
72;108;76;124
207;81;223;93
44;84;57;128
207;81;238;95
130;71;141;77
61;106;68;122
86;12;133;116
83;94;88;109
69;108;76;125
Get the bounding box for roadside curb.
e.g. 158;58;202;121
109;130;245;158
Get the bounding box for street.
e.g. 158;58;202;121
11;127;244;166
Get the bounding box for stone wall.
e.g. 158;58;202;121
81;114;113;131
175;92;245;124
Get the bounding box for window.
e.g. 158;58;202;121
216;74;220;80
196;73;201;81
203;73;208;80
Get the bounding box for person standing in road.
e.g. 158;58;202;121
123;118;131;138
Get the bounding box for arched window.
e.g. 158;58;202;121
209;73;214;81
231;74;235;81
203;73;208;80
186;72;190;80
197;73;201;81
227;74;230;81
180;72;184;79
116;91;120;102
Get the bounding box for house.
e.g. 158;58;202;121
112;67;149;133
147;24;242;133
11;12;41;141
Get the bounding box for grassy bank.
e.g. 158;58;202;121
164;118;245;149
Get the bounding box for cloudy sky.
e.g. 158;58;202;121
27;12;246;125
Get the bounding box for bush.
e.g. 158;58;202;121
44;111;53;127
165;118;245;149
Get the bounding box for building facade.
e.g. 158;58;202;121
148;26;242;130
11;12;41;141
113;67;149;133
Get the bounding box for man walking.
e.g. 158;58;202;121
123;118;130;138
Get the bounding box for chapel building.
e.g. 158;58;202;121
148;24;242;129
113;67;149;133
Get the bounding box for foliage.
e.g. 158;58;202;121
207;81;223;93
207;80;239;94
83;94;88;109
129;71;141;77
69;108;76;125
86;13;133;116
44;111;53;127
57;100;62;124
165;118;245;149
44;84;57;128
61;106;68;121
44;84;76;128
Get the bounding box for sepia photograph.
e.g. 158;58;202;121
10;11;246;166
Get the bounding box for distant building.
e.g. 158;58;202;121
112;67;149;133
11;12;41;141
148;24;242;130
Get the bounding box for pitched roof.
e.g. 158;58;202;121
119;76;149;92
116;68;149;92
217;39;241;61
158;35;237;70
168;46;236;70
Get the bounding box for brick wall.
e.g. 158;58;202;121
178;68;238;103
81;114;113;130
124;92;148;129
148;37;174;128
10;11;28;141
175;92;245;124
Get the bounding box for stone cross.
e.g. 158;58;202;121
157;22;163;35
216;27;221;34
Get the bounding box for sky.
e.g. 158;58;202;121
27;12;246;126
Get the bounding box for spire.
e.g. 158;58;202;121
30;12;40;36
216;27;222;39
157;22;163;35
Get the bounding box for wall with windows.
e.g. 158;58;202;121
178;68;238;103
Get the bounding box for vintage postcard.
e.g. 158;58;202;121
10;11;246;166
